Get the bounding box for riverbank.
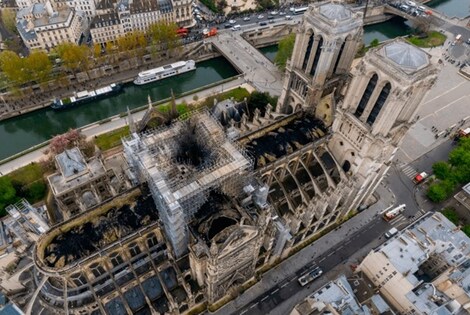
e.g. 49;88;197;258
0;44;221;122
0;76;249;175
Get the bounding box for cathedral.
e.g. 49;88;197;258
18;1;440;314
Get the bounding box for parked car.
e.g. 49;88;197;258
259;21;267;26
243;16;250;21
257;14;264;19
229;19;236;24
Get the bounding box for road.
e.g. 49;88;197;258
239;217;392;315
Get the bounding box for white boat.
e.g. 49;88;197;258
134;60;196;85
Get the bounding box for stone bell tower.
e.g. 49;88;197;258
328;39;439;211
277;1;363;114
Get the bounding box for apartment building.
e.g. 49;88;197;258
16;1;87;50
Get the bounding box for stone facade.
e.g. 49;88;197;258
277;1;363;114
16;1;88;51
328;39;439;212
47;147;130;220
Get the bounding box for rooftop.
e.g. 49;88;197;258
38;188;158;269
319;3;351;21
48;148;108;195
383;41;429;71
242;113;327;168
122;110;253;219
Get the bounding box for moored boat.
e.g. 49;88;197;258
134;60;196;85
51;83;123;110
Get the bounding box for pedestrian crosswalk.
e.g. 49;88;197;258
401;165;417;180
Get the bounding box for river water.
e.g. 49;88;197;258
428;0;470;18
0;57;238;160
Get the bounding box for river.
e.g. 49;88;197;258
428;0;470;18
0;57;238;160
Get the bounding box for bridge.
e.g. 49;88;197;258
206;30;284;96
382;4;433;24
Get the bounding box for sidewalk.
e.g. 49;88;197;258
211;184;395;315
0;77;247;175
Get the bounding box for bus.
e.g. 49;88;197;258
383;204;406;221
292;7;308;15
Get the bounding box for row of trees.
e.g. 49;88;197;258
427;137;470;202
0;21;181;89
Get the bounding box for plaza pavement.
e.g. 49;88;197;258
395;46;470;166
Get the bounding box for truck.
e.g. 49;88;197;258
413;172;428;184
203;27;217;38
383;204;406;221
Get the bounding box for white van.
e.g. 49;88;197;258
231;25;241;31
385;227;398;239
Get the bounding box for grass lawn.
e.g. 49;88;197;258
1;162;48;215
157;103;190;115
8;163;43;184
199;87;251;108
95;125;130;151
407;31;447;48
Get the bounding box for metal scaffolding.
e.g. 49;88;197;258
122;110;254;257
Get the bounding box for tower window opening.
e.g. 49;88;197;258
310;36;323;76
367;82;391;126
302;33;315;71
332;40;346;74
354;74;378;118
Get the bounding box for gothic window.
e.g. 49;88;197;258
302;33;315;71
147;234;159;249
129;243;141;257
367;82;391;126
71;272;87;287
310;36;323;76
332;39;346;74
354;74;378;118
90;263;106;278
109;252;124;267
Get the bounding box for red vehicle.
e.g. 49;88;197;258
383;204;406;221
176;28;189;37
413;172;428;184
203;27;218;38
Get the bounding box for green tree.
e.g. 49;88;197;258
448;139;470;183
93;43;102;59
25;181;47;203
55;43;90;73
25;51;53;84
248;91;278;112
427;179;455;202
370;38;380;47
0;50;28;87
1;9;17;34
0;177;16;214
274;33;295;71
427;183;447;202
432;161;453;181
462;225;470;237
148;21;180;55
442;207;459;224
